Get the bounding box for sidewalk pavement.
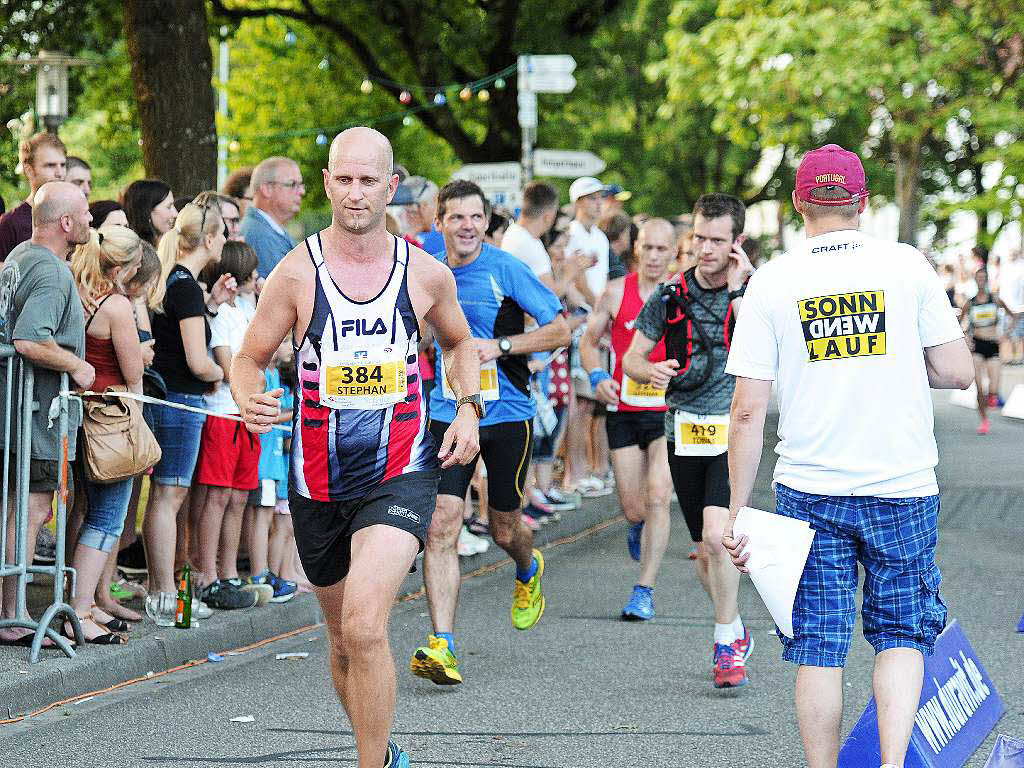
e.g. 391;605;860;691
0;489;624;720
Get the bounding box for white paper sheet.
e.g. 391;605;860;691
732;506;815;638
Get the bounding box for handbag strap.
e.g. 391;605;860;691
85;294;115;333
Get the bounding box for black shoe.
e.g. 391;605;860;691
33;527;57;565
200;578;259;610
117;538;148;575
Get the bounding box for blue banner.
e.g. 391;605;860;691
839;620;1004;768
983;735;1024;768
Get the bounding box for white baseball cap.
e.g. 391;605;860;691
569;177;605;203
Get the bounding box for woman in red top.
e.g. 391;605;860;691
68;225;144;643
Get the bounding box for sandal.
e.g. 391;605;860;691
63;611;127;646
466;515;490;537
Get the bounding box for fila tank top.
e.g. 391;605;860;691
290;233;437;502
609;272;668;413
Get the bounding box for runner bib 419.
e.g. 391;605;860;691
673;410;729;456
620;373;666;408
320;346;407;410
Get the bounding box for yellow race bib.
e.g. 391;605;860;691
320;347;407;410
620;373;666;408
440;355;500;402
673;410;729;456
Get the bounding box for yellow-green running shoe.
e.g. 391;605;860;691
511;548;545;630
410;634;463;685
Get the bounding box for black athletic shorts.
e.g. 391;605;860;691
289;469;439;588
667;450;730;542
605;410;665;451
973;337;999;359
430;419;531;512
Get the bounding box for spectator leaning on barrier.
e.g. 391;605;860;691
68;224;144;645
0;132;67;261
242;156;303;278
143;197;235;606
122;179;176;248
65;156;92;200
723;144;975;768
0;181;94;647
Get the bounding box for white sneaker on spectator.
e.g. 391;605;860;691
457;525;490;557
578;475;613;498
191;598;213;619
543;487;579;510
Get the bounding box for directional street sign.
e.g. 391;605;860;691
524;72;576;93
451;162;523;208
522;54;576;75
533;149;607;178
517;90;537;129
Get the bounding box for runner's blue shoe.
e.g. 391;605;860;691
621;584;654;621
627;521;643;561
384;738;410;767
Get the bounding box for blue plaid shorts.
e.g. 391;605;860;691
774;483;947;668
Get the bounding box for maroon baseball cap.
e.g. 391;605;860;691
795;144;868;205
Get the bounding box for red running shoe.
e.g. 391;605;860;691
732;626;754;661
977;418;990;436
713;643;748;688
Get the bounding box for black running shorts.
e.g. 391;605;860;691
289;469;439;587
667;450;730;542
430;419;531;512
973;337;999;360
605;410;666;451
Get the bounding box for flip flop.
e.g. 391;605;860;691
0;633;57;648
102;618;131;632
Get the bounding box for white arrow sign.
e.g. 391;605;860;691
533;149;606;178
451;162;523;208
524;72;576;94
523;54;576;75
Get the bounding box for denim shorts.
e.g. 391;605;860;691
775;483;947;668
151;392;207;486
81;477;133;552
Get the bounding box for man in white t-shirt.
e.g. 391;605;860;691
502;181;589;300
566;176;610;305
721;144;973;768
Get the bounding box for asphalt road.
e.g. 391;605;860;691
1;397;1021;768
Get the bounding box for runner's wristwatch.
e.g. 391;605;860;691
497;336;513;356
456;393;485;419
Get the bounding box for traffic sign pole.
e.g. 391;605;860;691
518;54;577;184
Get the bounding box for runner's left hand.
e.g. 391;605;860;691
726;240;754;292
721;516;750;573
437;409;480;468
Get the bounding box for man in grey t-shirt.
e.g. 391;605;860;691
622;193;755;690
0;181;94;646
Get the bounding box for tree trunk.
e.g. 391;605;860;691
894;139;922;246
124;0;217;196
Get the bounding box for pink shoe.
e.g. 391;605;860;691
977;418;990;435
521;512;541;531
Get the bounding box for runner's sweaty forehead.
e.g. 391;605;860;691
328;127;394;178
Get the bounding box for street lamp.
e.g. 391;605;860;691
1;51;90;135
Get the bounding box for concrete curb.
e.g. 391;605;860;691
0;492;622;720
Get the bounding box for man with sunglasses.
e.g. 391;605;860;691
622;192;755;689
242;156;305;277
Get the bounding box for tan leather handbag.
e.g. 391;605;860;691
82;386;161;484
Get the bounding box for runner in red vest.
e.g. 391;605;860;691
581;218;675;620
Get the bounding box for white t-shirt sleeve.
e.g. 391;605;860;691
916;259;964;348
208;310;230;350
501;226;552;278
725;270;778;381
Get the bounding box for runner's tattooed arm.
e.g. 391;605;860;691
422;261;480;467
722;376;773;572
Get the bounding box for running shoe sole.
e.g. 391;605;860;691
410;649;463;685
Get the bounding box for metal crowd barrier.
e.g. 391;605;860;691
0;264;81;662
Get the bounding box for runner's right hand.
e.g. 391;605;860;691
242;387;284;434
595;378;620;406
649;359;680;390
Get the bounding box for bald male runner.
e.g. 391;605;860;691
580;219;675;620
233;128;482;768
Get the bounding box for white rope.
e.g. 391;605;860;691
59;390;292;433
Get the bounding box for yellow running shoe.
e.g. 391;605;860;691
410;635;463;685
511;548;545;630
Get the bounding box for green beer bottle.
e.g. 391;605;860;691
175;564;192;628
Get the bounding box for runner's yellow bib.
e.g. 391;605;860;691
320;346;407;410
620;373;666;408
673;410;729;456
440;355;500;402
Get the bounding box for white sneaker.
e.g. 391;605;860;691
191;598;213;619
457;525;490;556
578;475;613;498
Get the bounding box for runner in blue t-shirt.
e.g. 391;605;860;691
411;180;568;686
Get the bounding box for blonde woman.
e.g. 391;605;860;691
142;198;236;618
68;225;144;643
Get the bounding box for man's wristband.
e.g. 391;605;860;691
589;369;612;389
205;304;219;318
